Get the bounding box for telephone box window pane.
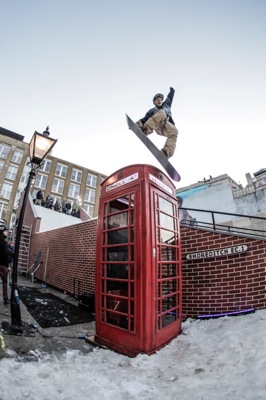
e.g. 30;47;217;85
129;210;134;224
108;247;128;261
101;263;106;278
109;197;129;213
129;318;134;331
130;264;134;280
130;282;134;297
160;213;175;230
102;232;107;245
160;229;175;243
106;312;129;330
157;263;161;279
161;281;176;297
108;228;128;244
108;212;128;228
107;264;128;279
159;294;177;312
130;245;134;261
106;297;128;313
101;309;105;322
130;193;134;204
160;314;176;329
160;245;177;261
159;197;173;215
157;281;161;298
130;228;134;243
162;263;177;277
106;280;128;292
130;300;134;315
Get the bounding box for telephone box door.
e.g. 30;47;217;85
151;187;182;349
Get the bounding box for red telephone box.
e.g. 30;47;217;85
95;164;182;356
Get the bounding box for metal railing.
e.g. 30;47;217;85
179;207;266;239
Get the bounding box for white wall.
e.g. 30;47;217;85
177;174;266;224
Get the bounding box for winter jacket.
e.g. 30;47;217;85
139;87;176;126
0;234;9;267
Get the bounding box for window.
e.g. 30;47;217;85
0;182;13;200
20;172;28;185
83;204;94;218
11;150;23;164
86;173;97;188
0;201;8;220
71;168;82;183
68;183;80;198
40;159;52;173
0;160;4;173
84;188;96;203
34;173;48;190
32;189;38;200
14;189;23;207
5;165;18;181
55;163;68;178
51;178;65;194
0;144;10;159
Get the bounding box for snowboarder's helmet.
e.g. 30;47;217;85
153;93;164;102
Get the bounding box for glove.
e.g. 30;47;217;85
170;87;174;91
135;120;143;127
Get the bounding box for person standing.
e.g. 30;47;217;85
45;194;54;209
135;87;178;158
35;190;44;206
65;201;72;215
62;198;67;213
71;200;78;216
0;221;10;305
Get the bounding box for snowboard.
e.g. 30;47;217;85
126;114;181;182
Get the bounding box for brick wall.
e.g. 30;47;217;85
29;218;98;296
26;205;266;316
181;227;266;317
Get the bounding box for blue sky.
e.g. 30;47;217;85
1;0;266;187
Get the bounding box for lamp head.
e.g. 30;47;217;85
29;129;57;165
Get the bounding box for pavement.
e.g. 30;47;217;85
0;274;96;360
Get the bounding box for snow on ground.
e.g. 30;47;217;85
1;309;266;400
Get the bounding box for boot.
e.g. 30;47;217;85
161;148;171;159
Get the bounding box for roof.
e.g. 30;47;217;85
0;127;24;141
254;168;266;177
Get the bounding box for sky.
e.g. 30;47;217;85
1;309;266;399
1;0;266;188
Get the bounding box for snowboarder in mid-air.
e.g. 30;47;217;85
135;87;178;159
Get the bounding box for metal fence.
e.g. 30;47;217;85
179;207;266;239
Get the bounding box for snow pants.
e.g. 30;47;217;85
144;110;178;158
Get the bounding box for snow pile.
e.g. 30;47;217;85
1;309;266;400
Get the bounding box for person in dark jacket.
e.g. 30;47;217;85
0;221;10;305
135;87;178;158
36;190;44;206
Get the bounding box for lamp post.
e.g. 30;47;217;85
10;127;57;333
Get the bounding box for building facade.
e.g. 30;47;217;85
176;172;266;222
0;128;29;228
0;127;106;231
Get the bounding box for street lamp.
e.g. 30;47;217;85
10;127;57;333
